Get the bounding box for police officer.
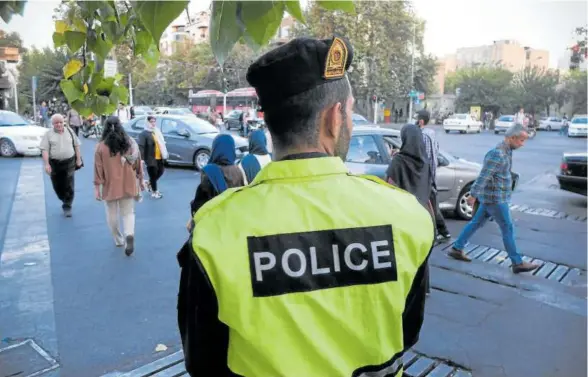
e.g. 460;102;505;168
177;36;434;377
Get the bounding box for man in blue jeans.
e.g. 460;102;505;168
447;124;540;274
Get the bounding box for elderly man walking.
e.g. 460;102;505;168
40;114;83;217
447;125;539;273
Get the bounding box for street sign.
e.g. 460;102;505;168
104;59;118;77
409;89;417;98
456;87;461;96
414;98;420;105
418;92;425;100
32;76;37;92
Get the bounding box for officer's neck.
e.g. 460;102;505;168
274;146;332;161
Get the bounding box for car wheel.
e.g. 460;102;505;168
494;130;499;134
456;184;474;220
193;149;210;171
445;130;450;134
0;138;17;157
477;128;481;133
546;125;551;131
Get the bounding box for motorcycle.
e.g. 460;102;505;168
82;116;103;138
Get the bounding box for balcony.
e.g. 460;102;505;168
0;47;19;63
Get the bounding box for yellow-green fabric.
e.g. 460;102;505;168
192;157;434;377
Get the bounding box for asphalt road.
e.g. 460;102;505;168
0;128;585;377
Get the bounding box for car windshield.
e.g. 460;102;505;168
352;114;370;125
183;117;219;134
226;110;242;119
0;112;30;126
172;108;193;115
499;116;514;121
455;114;467;120
571;117;588;124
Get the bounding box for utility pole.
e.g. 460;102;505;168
408;21;417;123
32;76;37;123
13;81;18;113
128;73;134;106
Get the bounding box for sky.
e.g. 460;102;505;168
1;0;586;68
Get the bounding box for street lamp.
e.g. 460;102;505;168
407;21;417;123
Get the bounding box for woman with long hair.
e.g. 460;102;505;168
186;134;246;231
94;116;143;256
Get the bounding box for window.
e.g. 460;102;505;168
0;112;29;127
498;116;514;122
161;119;179;134
346;135;382;164
382;135;400;157
131;117;147;130
352;113;370;125
572;117;588;124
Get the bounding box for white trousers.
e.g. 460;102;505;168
104;198;135;245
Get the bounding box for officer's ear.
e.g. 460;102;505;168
322;102;344;139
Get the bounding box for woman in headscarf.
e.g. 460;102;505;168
187;134;246;231
94;116;143;256
238;129;271;184
138;115;168;199
386;124;433;211
386;123;434;295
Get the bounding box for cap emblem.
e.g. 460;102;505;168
324;37;348;79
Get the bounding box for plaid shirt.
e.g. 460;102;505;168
471;142;513;204
421;127;438;185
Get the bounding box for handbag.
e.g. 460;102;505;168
66;126;84;170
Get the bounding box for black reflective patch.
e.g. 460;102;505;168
247;225;397;297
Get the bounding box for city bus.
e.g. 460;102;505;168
189;89;225;114
225;87;261;117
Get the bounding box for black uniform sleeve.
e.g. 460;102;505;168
402;249;431;351
177;240;234;376
190;174;214;216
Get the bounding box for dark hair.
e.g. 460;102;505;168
147;115;156;122
101;116;131;156
417;110;430;125
263;77;351;149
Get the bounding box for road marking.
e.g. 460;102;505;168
0;160;59;373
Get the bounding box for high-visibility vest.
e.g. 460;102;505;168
192;157;434;377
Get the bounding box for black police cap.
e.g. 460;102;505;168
246;36;354;110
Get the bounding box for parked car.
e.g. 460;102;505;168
538;116;567;131
345;126;482;219
123;115;248;170
352;113;371;126
494;115;515;134
133;106;154;116
223;110;263;132
557;152;587;196
155;107;195;116
567;115;588;137
0;110;49;157
443;113;483;134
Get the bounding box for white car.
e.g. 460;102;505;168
0;111;49;157
539;116;567;131
568;115;588;137
443;113;483;134
494;115;515;134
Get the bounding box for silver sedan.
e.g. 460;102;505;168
124;115;249;170
345;126;482;220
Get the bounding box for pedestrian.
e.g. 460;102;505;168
447;124;539;273
94;116;143;256
40;113;83;217
186;134;246;232
116;102;130;124
514;106;526;126
138;115;167;199
39;101;50;127
386;123;435;295
66;107;83;136
130;106;135;120
417;110;451;241
177;36;434;377
238;129;271;184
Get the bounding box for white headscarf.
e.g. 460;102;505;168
144;121;169;159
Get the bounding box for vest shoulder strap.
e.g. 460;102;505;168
353;173;412;196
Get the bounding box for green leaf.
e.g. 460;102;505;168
53;32;66;47
102;21;121;43
134;28;152;56
71;99;93;117
97;1;116;21
60;79;84;102
78;1;100;17
92;95;110;115
89;71;104;93
143;42;160;66
88;30;113;60
83;61;95;81
109;85;129;105
133;0;189;46
284;1;305;23
317;0;355;13
71;17;88;33
241;2;285;47
63;59;84;79
64;30;86;52
0;0;26;23
55;20;67;34
96;77;116;96
210;0;242;66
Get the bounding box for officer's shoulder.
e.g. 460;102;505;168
193;186;246;222
350;173;414;197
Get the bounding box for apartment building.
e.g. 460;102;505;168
159;11;211;56
436;40;551;93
